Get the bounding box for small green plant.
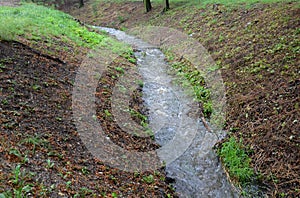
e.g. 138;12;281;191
164;50;212;117
218;137;254;184
111;192;118;198
0;63;6;72
8;164;33;198
81;167;89;175
32;84;41;91
21;134;47;153
66;181;72;189
1;99;8;105
142;174;154;184
73;187;94;197
129;109;148;125
46;159;54;169
9;148;29;163
115;67;125;74
104;109;112;117
136;79;144;87
117;15;126;23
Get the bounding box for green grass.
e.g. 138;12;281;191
0;3;131;53
217;137;254;184
164;50;212;117
0;164;34;198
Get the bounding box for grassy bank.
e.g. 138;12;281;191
0;2;132;62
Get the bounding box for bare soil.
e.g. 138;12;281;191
0;39;175;196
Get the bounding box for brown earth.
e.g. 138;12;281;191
0;38;176;196
68;1;300;197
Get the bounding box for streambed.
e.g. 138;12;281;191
97;27;238;197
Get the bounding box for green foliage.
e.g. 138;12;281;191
0;3;101;46
0;3;131;53
142;174;154;184
164;52;212;117
3;164;34;198
129;109;147;125
218;137;254;184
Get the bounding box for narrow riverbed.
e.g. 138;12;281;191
97;27;238;197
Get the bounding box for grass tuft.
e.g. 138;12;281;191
218;137;254;184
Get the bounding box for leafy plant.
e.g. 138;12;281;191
111;192;118;198
7;164;34;198
218;137;254;184
46;159;54;169
115;67;125;74
142;174;154;184
9;148;29;163
21;134;47;153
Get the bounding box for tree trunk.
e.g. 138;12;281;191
143;0;152;12
79;0;84;8
164;0;170;11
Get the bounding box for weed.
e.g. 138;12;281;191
81;167;89;175
9;148;29;163
217;137;254;184
0;63;6;72
21;134;47;153
164;51;212;117
136;79;144;87
115;67;124;74
32;84;41;91
117;15;126;23
1;99;8;105
111;192;118;198
104;109;112;117
7;164;34;197
66;181;72;189
142;174;154;184
134;170;140;178
73;187;94;197
46;159;54;169
129;109;147;124
55;116;62;121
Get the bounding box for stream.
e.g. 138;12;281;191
96;27;239;197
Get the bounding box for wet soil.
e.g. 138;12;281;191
0;40;176;196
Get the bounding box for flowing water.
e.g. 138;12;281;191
96;27;239;198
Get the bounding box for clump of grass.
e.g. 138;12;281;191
217;137;254;184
